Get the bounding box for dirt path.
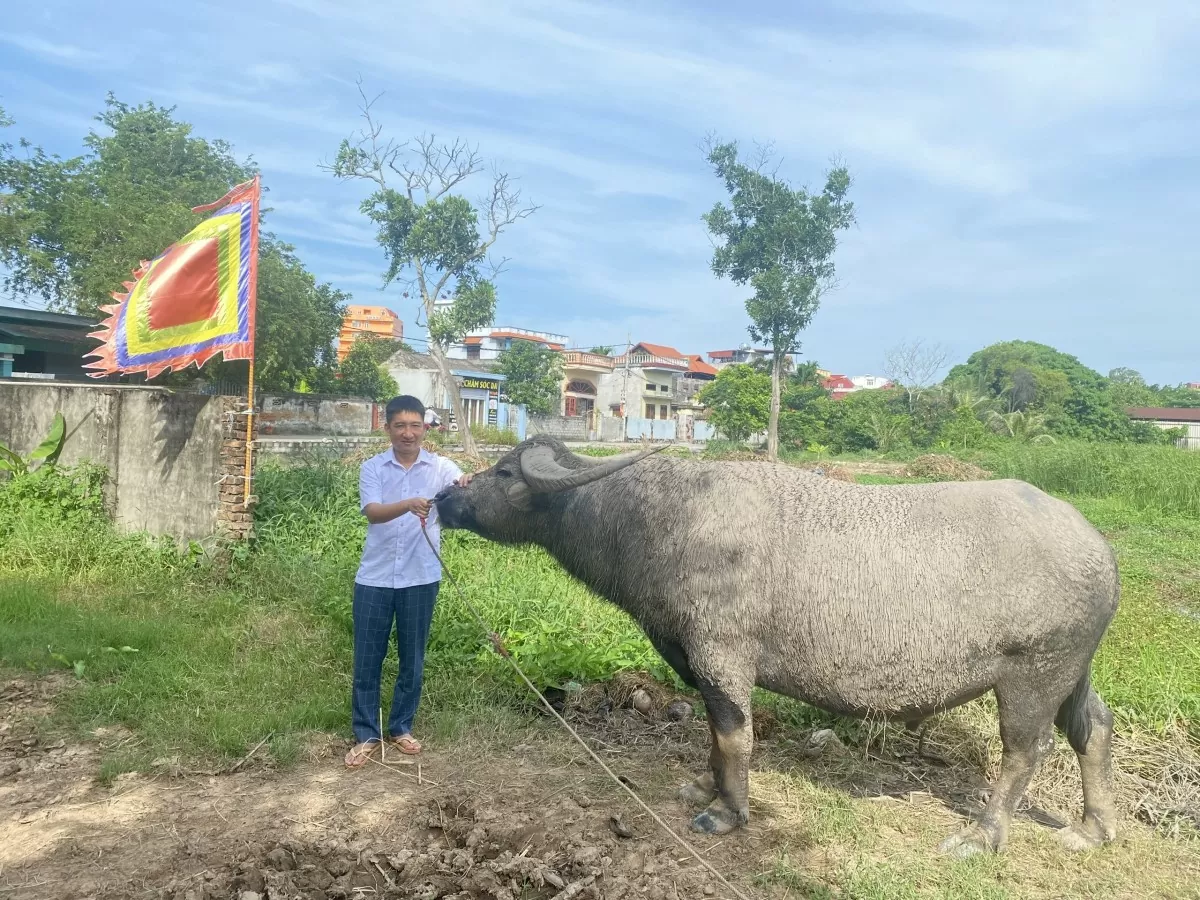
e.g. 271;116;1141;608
0;676;769;900
4;675;1199;899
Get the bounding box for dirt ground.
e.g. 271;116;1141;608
3;674;1198;900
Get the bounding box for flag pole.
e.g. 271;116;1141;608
243;174;262;509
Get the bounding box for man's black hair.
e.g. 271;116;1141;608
385;394;426;424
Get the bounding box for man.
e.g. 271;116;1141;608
345;394;472;768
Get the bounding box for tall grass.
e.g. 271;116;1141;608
975;442;1200;518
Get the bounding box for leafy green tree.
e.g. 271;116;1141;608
496;339;563;415
697;364;770;442
327;81;537;456
336;338;399;402
0;98;346;392
946;340;1140;441
590;345;614;356
702;138;854;460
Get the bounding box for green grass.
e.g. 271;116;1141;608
1;448;1198;763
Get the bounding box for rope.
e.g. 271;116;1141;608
420;519;756;900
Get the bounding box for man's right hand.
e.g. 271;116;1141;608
407;497;432;519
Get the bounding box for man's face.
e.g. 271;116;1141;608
385;410;425;454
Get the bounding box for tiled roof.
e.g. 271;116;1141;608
1126;407;1200;422
634;341;684;359
686;355;719;377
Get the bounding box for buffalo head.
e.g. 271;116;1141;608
434;435;661;543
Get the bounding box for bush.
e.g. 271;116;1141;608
0;462;108;534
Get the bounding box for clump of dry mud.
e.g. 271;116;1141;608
157;793;721;900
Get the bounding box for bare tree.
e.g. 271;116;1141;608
883;339;952;413
325;80;538;457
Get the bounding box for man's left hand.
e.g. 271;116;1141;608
455;473;473;487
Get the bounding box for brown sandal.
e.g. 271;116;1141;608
344;740;381;768
388;734;422;755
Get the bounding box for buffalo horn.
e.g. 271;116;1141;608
519;444;661;493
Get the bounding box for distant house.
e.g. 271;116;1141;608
386;348;521;435
820;372;894;400
598;342;691;421
337;304;403;363
560;349;614;422
707;346;776;368
0;305;116;382
1126;407;1200;451
448;325;568;361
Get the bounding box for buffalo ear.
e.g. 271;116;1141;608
506;480;534;511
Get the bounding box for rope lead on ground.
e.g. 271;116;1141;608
420;518;756;900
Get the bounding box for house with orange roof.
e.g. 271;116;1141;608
596;341;692;421
447;324;569;361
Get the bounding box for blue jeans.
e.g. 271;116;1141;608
351;581;440;743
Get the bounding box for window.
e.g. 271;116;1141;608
646;403;655;419
466;345;481;360
660;405;668;418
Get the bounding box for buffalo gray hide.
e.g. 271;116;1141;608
434;435;1120;857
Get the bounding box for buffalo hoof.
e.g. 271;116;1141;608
937;825;998;859
1057;817;1116;852
690;799;745;836
678;775;717;809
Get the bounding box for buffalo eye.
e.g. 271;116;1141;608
495;467;513;478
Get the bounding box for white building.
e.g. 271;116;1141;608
446;325;569;361
386;348;518;432
849;375;891;390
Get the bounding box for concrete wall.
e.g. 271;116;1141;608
527;414;588;441
391;368;441;409
256;394;377;436
0;381;252;542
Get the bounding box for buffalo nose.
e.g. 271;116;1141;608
433;487;451;503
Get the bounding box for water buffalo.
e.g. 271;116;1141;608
433;436;1120;857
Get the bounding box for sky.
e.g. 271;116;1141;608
2;0;1198;384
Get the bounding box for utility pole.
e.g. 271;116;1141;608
620;333;631;420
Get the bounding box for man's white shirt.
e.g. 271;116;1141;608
355;448;464;589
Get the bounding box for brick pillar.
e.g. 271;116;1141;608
215;396;257;541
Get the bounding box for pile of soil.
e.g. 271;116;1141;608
903;455;990;482
155;793;721;900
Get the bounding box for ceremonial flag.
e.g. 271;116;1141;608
85;175;261;379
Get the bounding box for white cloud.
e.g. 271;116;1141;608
0;33;104;65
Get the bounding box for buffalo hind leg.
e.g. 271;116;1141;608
939;683;1058;857
1056;681;1118;851
690;677;753;835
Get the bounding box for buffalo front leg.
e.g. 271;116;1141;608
690;677;753;835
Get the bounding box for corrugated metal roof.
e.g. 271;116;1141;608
0;321;95;345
